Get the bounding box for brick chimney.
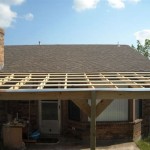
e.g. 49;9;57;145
0;28;4;70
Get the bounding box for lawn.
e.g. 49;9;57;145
136;137;150;150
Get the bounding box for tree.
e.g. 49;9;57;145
132;39;150;59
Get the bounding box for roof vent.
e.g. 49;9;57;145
39;41;41;45
117;42;120;47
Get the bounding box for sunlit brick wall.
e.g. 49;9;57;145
0;28;4;70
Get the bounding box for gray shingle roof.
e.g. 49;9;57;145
1;44;150;73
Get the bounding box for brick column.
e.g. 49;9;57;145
0;28;4;70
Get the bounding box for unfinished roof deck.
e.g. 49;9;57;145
0;72;150;100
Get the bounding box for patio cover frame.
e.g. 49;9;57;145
0;72;150;150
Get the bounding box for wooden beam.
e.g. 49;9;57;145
72;99;91;117
0;90;150;101
96;99;113;117
128;99;136;121
0;91;91;100
96;91;150;99
90;91;96;150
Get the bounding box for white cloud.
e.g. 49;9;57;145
134;29;150;45
107;0;125;9
129;0;141;3
0;0;27;28
0;4;17;28
107;0;141;9
23;13;34;21
73;0;100;12
72;0;141;11
0;0;25;5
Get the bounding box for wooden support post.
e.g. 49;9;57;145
128;99;136;121
90;91;96;150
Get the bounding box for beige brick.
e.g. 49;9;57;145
0;28;4;69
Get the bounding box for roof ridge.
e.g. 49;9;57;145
4;44;130;47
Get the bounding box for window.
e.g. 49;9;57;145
88;99;128;121
68;100;80;121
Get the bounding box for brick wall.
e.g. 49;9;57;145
66;120;142;141
0;101;7;136
0;28;4;68
0;101;39;133
133;120;142;140
142;100;150;136
96;122;133;140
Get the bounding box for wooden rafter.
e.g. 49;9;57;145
10;74;31;90
37;74;50;89
0;72;149;150
64;73;68;89
84;73;94;88
117;73;144;88
99;73;118;88
0;74;14;85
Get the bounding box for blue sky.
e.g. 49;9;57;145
0;0;150;46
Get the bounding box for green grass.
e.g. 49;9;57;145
136;137;150;150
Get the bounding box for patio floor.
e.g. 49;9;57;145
25;137;140;150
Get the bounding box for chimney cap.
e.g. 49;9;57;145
0;28;4;35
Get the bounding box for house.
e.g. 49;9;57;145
0;28;150;146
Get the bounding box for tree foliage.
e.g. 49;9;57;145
132;39;150;59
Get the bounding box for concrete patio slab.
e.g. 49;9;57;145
26;137;140;150
89;142;140;150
